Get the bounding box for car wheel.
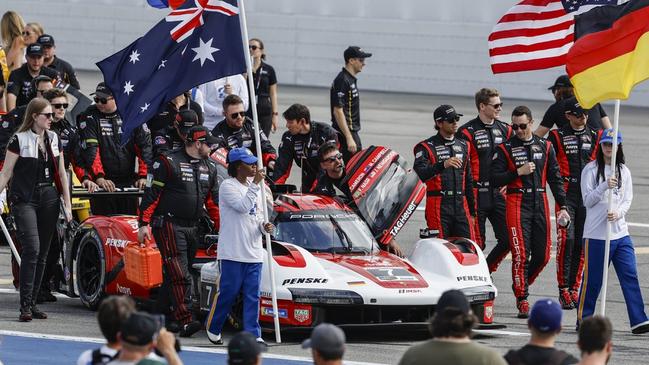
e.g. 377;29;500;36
228;294;244;330
75;230;106;310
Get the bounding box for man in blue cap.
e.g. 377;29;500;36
505;299;578;364
206;147;274;345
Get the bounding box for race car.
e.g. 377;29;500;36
199;146;498;330
51;146;496;331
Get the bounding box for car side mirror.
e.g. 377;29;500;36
420;228;439;239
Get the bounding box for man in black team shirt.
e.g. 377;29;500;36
37;34;80;89
534;75;611;137
272;103;338;192
6;43;59;111
331;46;371;163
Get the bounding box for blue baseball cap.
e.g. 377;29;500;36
599;129;623;145
227;147;258;164
529;299;562;333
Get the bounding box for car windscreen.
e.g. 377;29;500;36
274;211;379;254
356;157;415;232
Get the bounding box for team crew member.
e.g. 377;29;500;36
578;130;649;334
312;143;404;257
38;88;94;303
151;109;199;157
0;75;54;167
547;97;601;310
211;94;277;167
6;43;58;111
534;75;611;137
413;105;476;240
78;82;153;215
457;88;512;258
247;38;279;136
138;126;220;338
491;106;569;318
198;74;249;131
146;91;203;134
37;34;80;89
272;103;339;192
331;46;371;162
0;98;72;321
206;147;274;345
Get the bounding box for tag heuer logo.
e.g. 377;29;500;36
294;309;310;323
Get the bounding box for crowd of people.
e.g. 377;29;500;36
1;7;647;365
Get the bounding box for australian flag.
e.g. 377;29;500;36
97;0;246;143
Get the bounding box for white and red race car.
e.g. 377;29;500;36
200;146;497;330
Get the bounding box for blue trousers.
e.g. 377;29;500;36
577;236;649;328
206;260;262;337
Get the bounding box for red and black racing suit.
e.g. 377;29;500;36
413;134;476;239
139;148;220;325
457;118;512;258
77;106;152;215
271;121;339;192
548;125;601;295
491;135;566;300
210;117;277;166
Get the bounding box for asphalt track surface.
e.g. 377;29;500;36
1;71;649;364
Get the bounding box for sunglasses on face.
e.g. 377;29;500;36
511;123;528;130
249;45;260;51
94;97;112;104
39;112;54;119
323;153;343;163
52;103;69;109
442;116;460;123
488;103;504;109
230;111;246;119
22;31;32;36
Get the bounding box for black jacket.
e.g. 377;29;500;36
77;105;152;182
210;117;277;165
139;148;219;228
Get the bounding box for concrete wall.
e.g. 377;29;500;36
6;0;648;107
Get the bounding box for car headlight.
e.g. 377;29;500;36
288;288;364;305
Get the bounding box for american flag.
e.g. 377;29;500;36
488;0;618;74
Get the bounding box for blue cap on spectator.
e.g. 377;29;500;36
227;147;257;164
529;299;562;333
301;323;346;358
599;129;623;145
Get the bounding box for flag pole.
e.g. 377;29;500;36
237;0;282;343
598;98;620;316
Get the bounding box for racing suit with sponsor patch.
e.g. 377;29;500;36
457;118;512;258
271;121;339;192
139;148;220;325
77;106;152;215
492;135;566;300
210;117;276;166
413;134;476;240
548;126;601;294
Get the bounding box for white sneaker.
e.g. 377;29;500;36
256;337;267;345
207;330;223;345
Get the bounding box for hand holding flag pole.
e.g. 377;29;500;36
238;0;282;343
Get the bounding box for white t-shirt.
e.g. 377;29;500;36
581;161;632;240
198;75;249;130
77;345;119;365
217;177;265;263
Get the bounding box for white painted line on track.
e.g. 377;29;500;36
414;207;649;227
473;329;529;337
0;330;384;365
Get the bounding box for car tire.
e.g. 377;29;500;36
75;230;106;310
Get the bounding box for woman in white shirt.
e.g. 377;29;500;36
578;129;649;334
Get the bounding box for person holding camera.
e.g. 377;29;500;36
138;126;220;338
206;147;273;345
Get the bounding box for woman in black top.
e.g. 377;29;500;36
247;38;278;137
0;97;72;321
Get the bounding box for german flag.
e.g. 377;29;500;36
566;0;649;108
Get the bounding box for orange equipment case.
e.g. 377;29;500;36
125;243;163;289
